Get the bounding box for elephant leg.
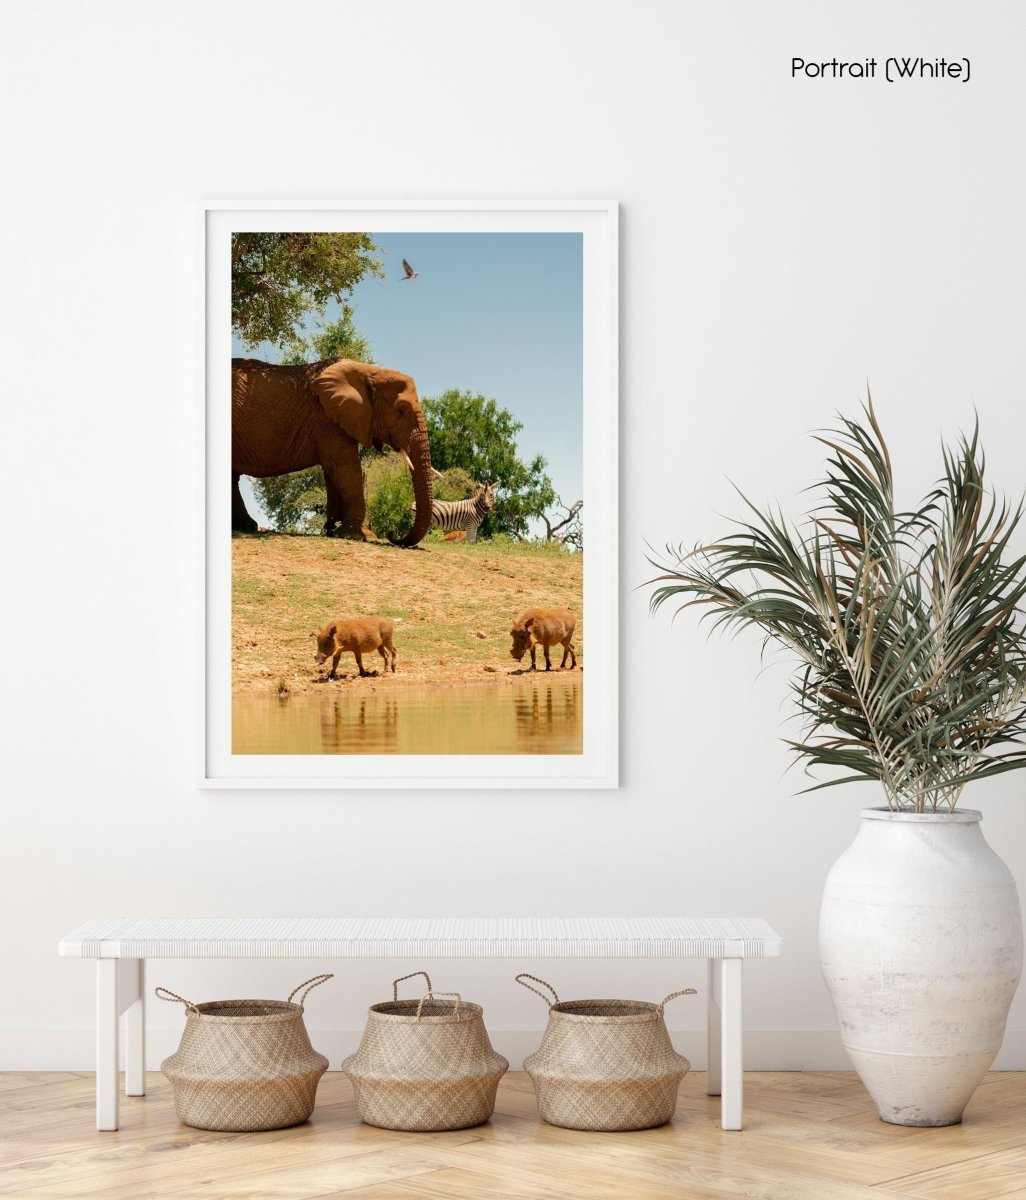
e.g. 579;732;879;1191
320;432;366;539
232;474;258;533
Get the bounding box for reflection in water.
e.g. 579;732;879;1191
319;696;400;753
514;680;580;748
233;678;582;755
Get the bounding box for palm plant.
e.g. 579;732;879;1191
648;403;1026;812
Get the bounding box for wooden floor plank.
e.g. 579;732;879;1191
325;1164;709;1200
410;1135;910;1198
4;1071;1026;1200
882;1144;1026;1200
0;1073;88;1094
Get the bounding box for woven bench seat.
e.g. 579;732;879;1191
60;916;782;1132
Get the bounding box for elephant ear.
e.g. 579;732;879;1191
310;359;374;449
367;367;417;414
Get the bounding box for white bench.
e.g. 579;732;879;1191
59;916;782;1132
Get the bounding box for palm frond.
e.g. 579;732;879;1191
646;404;1026;812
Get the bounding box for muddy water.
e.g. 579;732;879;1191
233;677;582;755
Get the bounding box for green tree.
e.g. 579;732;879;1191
308;305;374;363
279;306;376;367
252;309;376;532
231;233;382;354
432;466;476;502
365;456;414;542
364;460;475;541
423;390;556;537
250;472;329;535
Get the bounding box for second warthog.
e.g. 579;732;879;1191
313;616;397;679
509;608;578;672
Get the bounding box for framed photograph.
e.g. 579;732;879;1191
201;201;617;788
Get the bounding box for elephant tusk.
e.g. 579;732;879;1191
401;447;443;480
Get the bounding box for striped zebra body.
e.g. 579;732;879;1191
413;481;496;543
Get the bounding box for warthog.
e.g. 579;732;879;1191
509;607;578;671
312;616;397;679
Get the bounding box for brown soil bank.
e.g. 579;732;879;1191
232;534;584;695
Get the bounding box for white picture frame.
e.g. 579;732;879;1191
200;200;618;788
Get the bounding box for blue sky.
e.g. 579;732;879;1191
234;231;583;528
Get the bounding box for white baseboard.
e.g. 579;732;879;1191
5;1028;1026;1072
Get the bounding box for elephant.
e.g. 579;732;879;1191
231;357;434;546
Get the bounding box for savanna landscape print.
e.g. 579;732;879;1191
230;231;584;756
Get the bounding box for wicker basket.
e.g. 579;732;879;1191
157;975;332;1132
342;971;509;1132
517;973;696;1131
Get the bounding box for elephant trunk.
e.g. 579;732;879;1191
392;423;434;546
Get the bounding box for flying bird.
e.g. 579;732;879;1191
401;258;418;281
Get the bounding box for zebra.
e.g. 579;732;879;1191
412;480;496;543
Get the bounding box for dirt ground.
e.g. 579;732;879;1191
232;533;584;695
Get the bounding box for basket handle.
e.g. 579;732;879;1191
393;970;434;1001
154;986;199;1014
515;973;559;1007
287;974;334;1007
658;987;698;1014
416;990;462;1022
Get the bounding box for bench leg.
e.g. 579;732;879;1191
711;958;744;1130
706;959;721;1096
96;960;119;1131
124;960;146;1097
96;958;145;1129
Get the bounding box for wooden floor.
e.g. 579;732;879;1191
3;1071;1026;1199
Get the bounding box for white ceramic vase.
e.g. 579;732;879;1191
820;807;1023;1126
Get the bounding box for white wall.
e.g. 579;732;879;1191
4;0;1026;1071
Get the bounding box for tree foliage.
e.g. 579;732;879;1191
363;460;477;541
433;466;476;502
279;306;376;367
250;471;328;535
231;233;382;354
308;305;375;364
365;458;414;543
422;389;556;537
